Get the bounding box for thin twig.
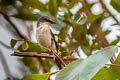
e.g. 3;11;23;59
53;52;67;67
38;58;49;73
0;41;16;50
51;38;67;67
106;64;120;67
99;0;119;23
0;11;27;39
50;71;59;75
11;52;55;59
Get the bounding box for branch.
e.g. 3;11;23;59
106;64;120;67
51;38;67;67
11;52;55;58
11;52;78;61
0;41;16;50
82;0;115;63
0;11;28;39
99;0;119;23
38;58;49;73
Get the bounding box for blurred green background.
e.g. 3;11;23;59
0;0;120;80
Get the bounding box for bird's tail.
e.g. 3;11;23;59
55;58;62;69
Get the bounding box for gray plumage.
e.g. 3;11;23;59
36;16;58;52
36;16;62;69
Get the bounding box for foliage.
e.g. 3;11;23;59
56;46;118;80
22;73;50;80
0;0;120;80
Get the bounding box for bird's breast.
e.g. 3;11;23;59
36;27;52;48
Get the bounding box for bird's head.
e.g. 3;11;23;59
37;16;56;27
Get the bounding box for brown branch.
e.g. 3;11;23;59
99;0;119;23
38;58;49;73
53;52;67;67
0;11;28;39
0;41;16;50
11;52;55;58
51;38;67;67
11;52;78;61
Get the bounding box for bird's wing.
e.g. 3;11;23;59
50;29;58;51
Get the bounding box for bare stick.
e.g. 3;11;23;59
38;58;49;73
0;11;27;39
11;52;55;58
51;38;67;67
11;52;78;61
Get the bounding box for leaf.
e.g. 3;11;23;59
21;57;40;73
92;68;110;80
21;73;50;80
108;66;120;79
49;0;58;16
10;39;17;48
104;30;111;35
58;27;67;43
109;53;120;74
56;46;118;80
21;0;47;11
110;36;120;45
18;41;50;52
110;0;120;13
22;41;29;51
44;59;53;69
88;13;104;23
111;23;120;26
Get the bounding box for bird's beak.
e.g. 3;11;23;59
49;20;57;24
52;21;57;24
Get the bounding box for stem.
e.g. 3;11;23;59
0;11;28;40
11;52;78;61
106;64;120;67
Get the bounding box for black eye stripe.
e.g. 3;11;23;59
38;16;56;24
37;16;57;27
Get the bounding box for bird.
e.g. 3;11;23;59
36;16;62;69
36;16;58;52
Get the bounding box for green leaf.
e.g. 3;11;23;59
21;0;47;11
56;46;118;80
88;13;104;23
104;30;111;35
49;0;58;16
21;57;40;73
58;27;67;43
110;36;120;45
18;41;50;52
110;0;120;13
22;41;29;51
108;66;120;79
109;53;120;74
92;68;110;80
10;39;17;48
21;73;50;80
